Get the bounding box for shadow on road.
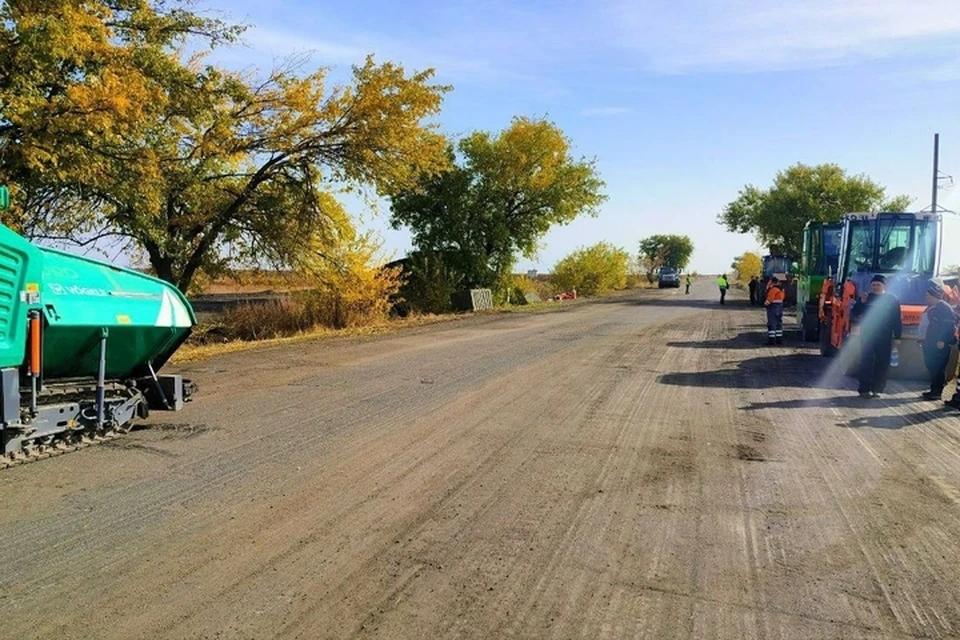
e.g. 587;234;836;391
667;330;811;351
605;297;758;310
837;408;952;430
628;297;808;317
658;353;838;390
741;396;916;411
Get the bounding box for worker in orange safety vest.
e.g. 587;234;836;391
764;276;786;345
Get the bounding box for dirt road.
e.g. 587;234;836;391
3;282;960;639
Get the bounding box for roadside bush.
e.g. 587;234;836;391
626;273;653;288
300;229;404;329
218;277;403;341
220;297;315;341
552;242;629;296
396;251;462;314
500;274;542;305
533;277;558;301
217;229;405;341
506;286;527;305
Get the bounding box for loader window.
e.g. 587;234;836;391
824;227;841;275
763;256;791;276
912;219;937;274
806;228;820;272
847;221;875;272
876;217;912;272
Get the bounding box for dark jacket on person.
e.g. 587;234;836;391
852;292;902;346
921;300;958;352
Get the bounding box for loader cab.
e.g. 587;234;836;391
801;222;842;277
762;254;798;306
822;211;945;377
836;212;940;306
762;255;794;280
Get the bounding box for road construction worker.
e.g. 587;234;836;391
941;282;960;409
716;274;728;304
764;276;785;344
748;276;759;306
685;274;692;295
918;281;959;401
851;274;902;398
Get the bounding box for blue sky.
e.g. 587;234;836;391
200;0;960;274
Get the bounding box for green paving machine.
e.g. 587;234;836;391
0;197;196;468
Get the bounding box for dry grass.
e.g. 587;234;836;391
218;298;315;341
172;313;461;364
205;287;400;343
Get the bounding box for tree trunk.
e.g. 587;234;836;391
176;261;201;295
142;238;178;288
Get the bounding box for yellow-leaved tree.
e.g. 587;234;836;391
295;197;404;329
733;252;763;281
551;242;629;296
0;1;452;293
0;0;241;240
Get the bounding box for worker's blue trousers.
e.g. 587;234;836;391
766;303;783;340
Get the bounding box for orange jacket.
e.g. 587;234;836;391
765;286;785;305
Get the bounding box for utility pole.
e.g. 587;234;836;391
932;133;939;213
927;133;955;214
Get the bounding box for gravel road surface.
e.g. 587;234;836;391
2;282;960;639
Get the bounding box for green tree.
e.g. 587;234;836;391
732;252;762;281
638;234;694;275
389;116;607;294
552;242;629;296
0;2;452;292
718;163;911;259
389;250;465;315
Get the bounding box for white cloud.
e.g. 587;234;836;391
603;0;960;73
211;1;960;85
222;22;551;89
581;106;634;116
243;28;368;64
